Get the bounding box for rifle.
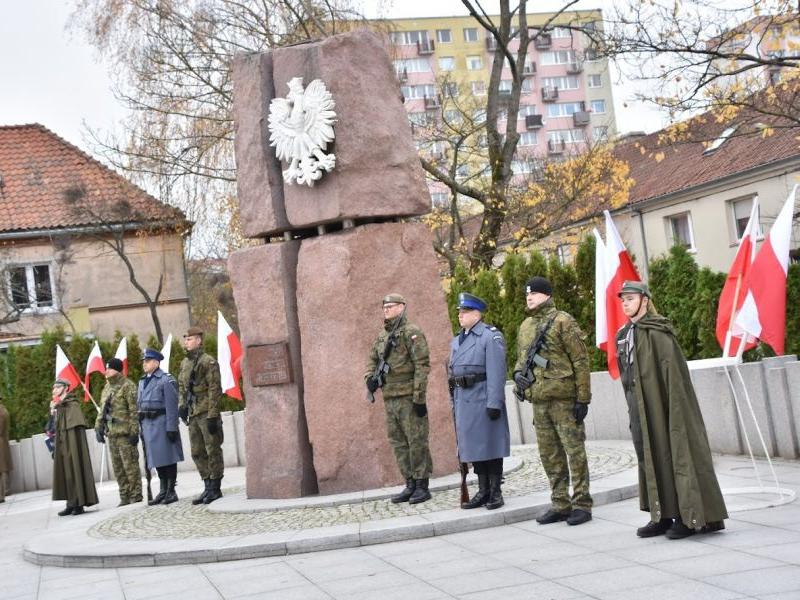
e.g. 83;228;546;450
366;307;406;403
447;364;470;505
181;354;201;424
513;316;556;402
139;416;153;503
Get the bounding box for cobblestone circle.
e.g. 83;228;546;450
89;445;636;540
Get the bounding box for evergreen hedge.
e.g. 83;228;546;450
0;331;243;440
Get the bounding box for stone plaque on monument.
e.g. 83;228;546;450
246;343;292;386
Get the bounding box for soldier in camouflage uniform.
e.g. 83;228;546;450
94;358;142;506
178;326;225;505
365;293;433;504
513;276;593;526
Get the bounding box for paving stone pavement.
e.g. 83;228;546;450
3;443;800;599
88;444;636;540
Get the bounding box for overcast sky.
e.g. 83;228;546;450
0;0;668;152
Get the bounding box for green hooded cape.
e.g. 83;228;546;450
617;315;728;528
52;393;99;507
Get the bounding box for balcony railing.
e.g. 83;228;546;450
397;68;408;83
423;94;441;109
548;139;566;154
566;61;583;74
542;87;559;102
573;111;591;126
533;33;552;49
525;114;543;129
522;62;536;76
416;39;435;55
486;36;498;51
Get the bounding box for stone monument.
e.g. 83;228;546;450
230;31;458;497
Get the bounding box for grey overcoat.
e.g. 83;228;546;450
449;321;510;462
138;369;184;469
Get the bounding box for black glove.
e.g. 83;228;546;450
573;402;589;424
128;434;139;446
487;407;502;420
513;370;533;390
413;403;427;418
207;418;219;435
95;429;105;444
178;405;189;424
166;430;178;443
366;376;380;393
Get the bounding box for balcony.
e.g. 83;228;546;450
497;89;512;105
533;33;552;49
522;62;536;76
417;39;435;55
486;36;498;51
525;114;543;129
566;61;583;74
397;68;408;83
548;139;566;154
423;94;441;109
573;111;591;126
542;87;559;102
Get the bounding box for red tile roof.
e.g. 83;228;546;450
0;124;186;234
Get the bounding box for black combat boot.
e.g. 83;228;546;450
485;466;504;510
192;479;210;505
666;518;695;540
461;472;490;509
391;479;416;504
162;478;179;505
409;478;431;504
636;518;672;538
72;505;85;515
203;478;223;504
149;477;168;505
117;496;131;507
57;504;75;516
566;509;592;526
536;508;571;524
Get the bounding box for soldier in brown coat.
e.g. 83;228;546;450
0;392;11;502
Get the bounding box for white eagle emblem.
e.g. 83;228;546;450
267;77;337;186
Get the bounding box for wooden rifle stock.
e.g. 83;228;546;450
139;423;153;502
446;364;470;505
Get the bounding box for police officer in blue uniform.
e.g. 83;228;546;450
138;348;184;505
449;293;511;510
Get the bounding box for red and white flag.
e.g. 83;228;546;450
716;197;760;357
593;228;608;353
601;211;641;379
218;311;243;400
735;185;798;355
160;334;173;374
55;344;81;392
84;341;105;402
114;337;128;376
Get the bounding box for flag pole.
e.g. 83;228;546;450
722;274;743;358
80;380;101;413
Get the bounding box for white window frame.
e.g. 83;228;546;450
540;50;577;65
6;262;58;313
518;131;538;146
436;29;452;43
438;56;455;71
463;27;478;42
547;102;585;118
518;104;537;119
390;30;429;45
729;196;763;242
471;80;486;96
549;129;585;143
521;78;534;93
467;55;483;70
394;58;431;73
550;26;572;39
557;244;571;265
541;75;579;90
592;126;609;142
590;99;606;114
587;73;602;88
667;212;696;251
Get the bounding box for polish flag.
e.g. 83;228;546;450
55;344;81;392
114;337;129;376
160;334;173;374
716;197;760;357
735;185;798;355
593;228;608;353
84;341;105;402
602;211;641;379
218;311;243;400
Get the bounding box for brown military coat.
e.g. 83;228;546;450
52;393;99;507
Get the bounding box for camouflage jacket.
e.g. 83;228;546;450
178;350;222;419
364;315;430;403
514;299;591;404
95;375;139;437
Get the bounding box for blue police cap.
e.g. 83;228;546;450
142;348;164;362
457;292;487;312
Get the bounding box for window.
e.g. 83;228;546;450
7;264;54;311
408;112;427;126
667;212;695;250
472;108;487;123
540;50;577;65
590;99;606;113
430;192;449;207
467;55;483;70
541;75;579;90
438;56;455;71
593;126;609;142
390;30;429;45
436;29;452;43
549;129;585;143
584;46;600;61
704;125;738;154
587;73;602;88
550;26;572;39
518;104;537;118
393;58;431;73
521;78;534;93
444;109;462;123
499;79;513;92
547;102;585;117
400;84;436;99
519;131;538;146
471;80;486;96
442;82;459;98
730;197;761;240
464;27;478;42
557;244;572;265
456;164;469;178
511;159;534;174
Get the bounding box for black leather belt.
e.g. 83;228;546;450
448;373;487;388
138;409;166;420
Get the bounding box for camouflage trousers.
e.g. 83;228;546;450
533;399;593;512
108;435;142;501
384;396;432;480
188;412;224;480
